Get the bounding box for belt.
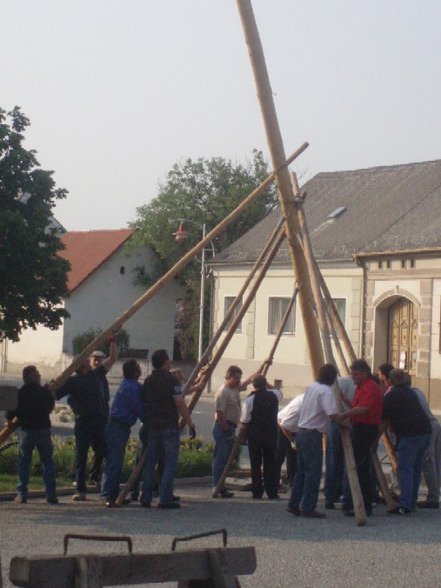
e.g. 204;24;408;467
298;428;322;434
226;420;238;429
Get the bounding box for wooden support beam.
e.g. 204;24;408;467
117;226;286;505
371;449;396;511
48;144;307;392
9;548;256;587
182;217;285;397
236;0;324;378
261;287;299;377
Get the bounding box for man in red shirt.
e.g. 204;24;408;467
341;359;383;516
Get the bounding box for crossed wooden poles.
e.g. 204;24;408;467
0;0;398;525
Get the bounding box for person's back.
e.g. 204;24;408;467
248;388;278;439
384;384;431;438
14;382;54;430
143;369;180;430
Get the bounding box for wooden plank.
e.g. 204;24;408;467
10;548;256;587
236;0;324;377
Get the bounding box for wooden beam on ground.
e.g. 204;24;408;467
236;0;324;377
9;548;256;587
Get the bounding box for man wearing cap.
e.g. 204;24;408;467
56;338;117;500
88;349;111;485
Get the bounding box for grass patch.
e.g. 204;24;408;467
0;473;73;493
0;435;214;491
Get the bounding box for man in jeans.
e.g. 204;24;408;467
101;359;145;507
8;365;58;504
287;364;341;519
381;368;432;515
212;365;256;498
140;349;194;509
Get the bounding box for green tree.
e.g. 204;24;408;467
0;107;70;341
130;151;277;359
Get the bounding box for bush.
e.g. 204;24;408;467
0;435;213;481
72;328;130;356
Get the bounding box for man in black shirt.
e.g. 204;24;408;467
382;368;432;514
56;339;117;500
240;375;279;499
8;365;57;504
140;349;194;509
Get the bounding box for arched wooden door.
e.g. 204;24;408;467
388;298;418;374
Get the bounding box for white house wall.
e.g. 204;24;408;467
211;264;363;397
63;246;180;359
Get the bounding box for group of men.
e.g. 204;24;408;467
212;359;440;518
7;349;441;517
8;345;195;509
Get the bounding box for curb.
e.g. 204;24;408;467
0;476;213;502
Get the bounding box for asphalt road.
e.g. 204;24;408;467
1;484;441;587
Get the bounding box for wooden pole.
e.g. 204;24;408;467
182;217;285;396
50;143;308;392
236;0;324;378
180;225;286;426
214;286;299;497
117;226;286;505
319;272;357;364
371;448;396;511
261;287;299;377
290;174;366;526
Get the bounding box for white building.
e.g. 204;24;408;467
210;160;441;408
2;229;182;378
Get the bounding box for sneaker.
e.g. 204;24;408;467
417;501;439;509
325;501;335;510
72;493;86;501
158;502;181;509
218;489;234;499
172;494;181;502
14;496;27;504
302;510;326;519
286;505;301;516
388;507;411;515
47;497;59;505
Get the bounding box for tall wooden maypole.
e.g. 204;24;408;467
236;0;324;376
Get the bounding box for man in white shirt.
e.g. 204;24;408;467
287;364;341;519
275;394;304;488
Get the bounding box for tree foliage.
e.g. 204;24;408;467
130;151;277;358
0;107;70;341
72;327;130;356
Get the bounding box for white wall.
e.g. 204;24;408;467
63;246;181;359
211;263;363;395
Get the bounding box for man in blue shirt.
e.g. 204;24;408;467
101;359;145;507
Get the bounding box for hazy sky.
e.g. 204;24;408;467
2;1;440;231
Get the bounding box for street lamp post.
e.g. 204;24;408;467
173;220;213;362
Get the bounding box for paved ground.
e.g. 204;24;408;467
1;483;441;588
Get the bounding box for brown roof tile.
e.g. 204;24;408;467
59;229;134;293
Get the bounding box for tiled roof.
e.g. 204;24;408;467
59;229;134;292
213;159;441;265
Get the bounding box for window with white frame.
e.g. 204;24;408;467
224;296;242;332
268;297;296;335
332;298;346;326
